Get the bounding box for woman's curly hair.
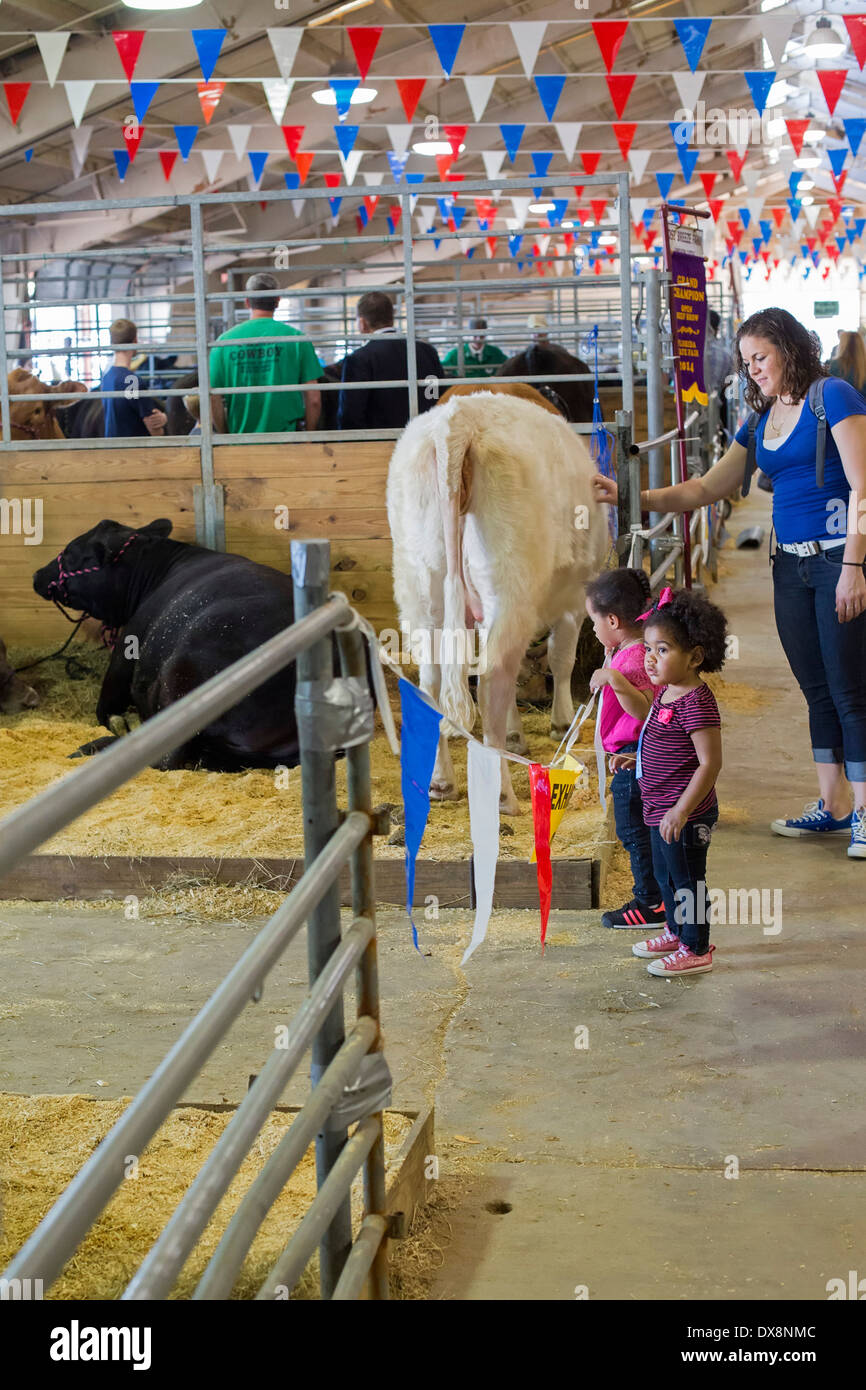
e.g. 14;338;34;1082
585;567;651;624
642;589;728;673
735;307;827;413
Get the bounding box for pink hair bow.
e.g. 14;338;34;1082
637;585;674;623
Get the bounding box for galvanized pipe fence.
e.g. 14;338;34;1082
0;537;393;1301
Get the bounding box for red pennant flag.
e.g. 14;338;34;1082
725;150;746;182
828;197;843;223
773;258;779;269
708;198;725;223
294;151;314;185
726;220;743;246
580;151;601;176
396;77;425;122
606;74;635;118
389;204;402;228
831;171;847;195
563;232;574;251
576;207;592;226
590;198;608;222
573;184;584;199
281;125;305;158
356;214;364;236
486;236;498;256
822;265;831;279
474;197;494;221
112;31;146;82
771;207;786;229
724;238;734;255
816;70;846;115
435;152;454;180
198;82;224;125
324;171;341;188
123;123;144;162
632;220;644;239
785;119;810;156
443;124;467;159
158;150;177;181
844;15;866;70
259;201;268;213
447;171;464;183
827;241;840;262
346;25;383;80
3;82;31;125
592;19;629;72
363;195;379;219
805;236;818;253
612;121;637;160
699;172;717;197
761;250;771;264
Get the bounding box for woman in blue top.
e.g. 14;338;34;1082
593;307;866;860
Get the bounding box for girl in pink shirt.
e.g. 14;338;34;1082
585;569;664;932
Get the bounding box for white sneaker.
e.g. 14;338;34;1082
848;808;866;859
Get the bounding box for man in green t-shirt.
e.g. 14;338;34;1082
441;317;508;379
209;273;321;433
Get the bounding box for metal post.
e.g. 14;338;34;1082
615;409;638;568
190;201;225;552
644;267;665;572
291;537;352;1299
0;258;12;443
456;277;464;380
402;193;419;418
617;172;634;418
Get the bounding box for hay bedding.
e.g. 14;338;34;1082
0;1091;412;1300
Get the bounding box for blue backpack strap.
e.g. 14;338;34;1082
809;377;827;488
742;410;760;496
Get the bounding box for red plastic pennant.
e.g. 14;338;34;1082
198;82;225;125
580;151;601;176
123;123;144;162
346;25;383;80
592;19;629;72
363;195;379;219
486;236;498;256
389;203;402;228
395;78;425;123
785;119;810;157
827;197;843;223
281;125;305;158
699;171;717;197
158;150;177;181
805;236;818;252
844;15;866;70
443;124;467;159
563;231;574;251
816;70;846;116
573;184;584;199
605;74;635;118
435;152;454;180
831;171;847;195
708;198;725;223
726;220;743;246
112;31;146;83
590;198;608;222
323;171;341;187
827;241;840;261
771;207;786;229
612;121;637;160
3;82;31;125
294;151;314;185
725;150;746;182
576;206;592;225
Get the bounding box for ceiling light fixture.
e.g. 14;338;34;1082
411;140;466;156
307;0;375;28
529;202;555;213
803;16;846;59
312;86;377;106
793;154;821;169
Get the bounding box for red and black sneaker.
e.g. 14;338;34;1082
601;897;667;930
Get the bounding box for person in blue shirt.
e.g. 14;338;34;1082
591;306;866;861
101;319;167;438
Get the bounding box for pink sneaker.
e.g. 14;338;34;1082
632;926;680;958
647;944;715;977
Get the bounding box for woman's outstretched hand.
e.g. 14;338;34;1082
836;565;866;623
592;472;618;506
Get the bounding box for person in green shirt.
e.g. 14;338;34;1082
441;317;508;379
209;273;322;433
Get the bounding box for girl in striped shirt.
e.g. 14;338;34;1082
632;588;727;977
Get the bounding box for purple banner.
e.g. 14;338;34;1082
670;250;709;407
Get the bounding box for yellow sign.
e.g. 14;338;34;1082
530;756;585;861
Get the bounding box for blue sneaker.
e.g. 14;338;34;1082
771;799;852;838
848;808;866;859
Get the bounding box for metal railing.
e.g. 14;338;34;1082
0;537;392;1301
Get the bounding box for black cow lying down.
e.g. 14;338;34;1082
33;519;308;771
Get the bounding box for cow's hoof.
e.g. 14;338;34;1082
550;724;572;739
499;795;522;816
506;732;529;755
430;781;459;801
108;714;131;738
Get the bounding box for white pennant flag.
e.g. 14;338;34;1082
338;149;363;184
64;81;94;129
462;741;501;964
803;203;821;228
765;17;797;67
386;123;412;156
745;195;765;222
776;148;795;175
262;78;293;125
554;258;567;277
362;171;384;187
228;125;252;160
509;20;547;77
292;198;305;217
409;193;421;215
35;32;70;87
417;204;437;232
482;150;505;181
630;197;649;224
463;75;495;122
201;149;224;182
628;149;652;183
554;123;582;162
510;196;531;227
742;165;761;193
536;234;551;256
70;125;92;178
671;71;705;114
266;27;304;79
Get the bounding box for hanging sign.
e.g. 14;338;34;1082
669;221;703;254
669;245;709;406
814;300;839;318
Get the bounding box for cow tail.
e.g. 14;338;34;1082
433;409;476;734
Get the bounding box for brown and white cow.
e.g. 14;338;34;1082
0;637;38;713
5;369;82;441
386;389;608;813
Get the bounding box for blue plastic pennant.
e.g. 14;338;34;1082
130;81;159;125
248;150;268;184
284;171;300;189
335;124;359;157
534;74;566;122
433;237;441;250
752;237;762;255
427;24;465;78
191;29;226;84
499;124;525;163
508;233;523;256
330;79;359;120
466;246;475;258
399;679;441;950
530;150;553;178
827;147;847;177
669;119;694;147
112;149;130;181
843;118;866;158
405;171;425;185
24;147;33;163
357;205;368;227
329;197;342;217
673;18;711;72
787;197;801;221
788;171;802;198
655;172;675;201
387;150;409;182
744;70;776;116
676;147;699;183
740;207;751;230
641;208;655;227
548;198;569;226
174;125;199;160
436;196;455;219
759;219;772;244
452;206;466;229
855;218;866;239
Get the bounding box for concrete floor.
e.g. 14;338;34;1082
1;489;864;1299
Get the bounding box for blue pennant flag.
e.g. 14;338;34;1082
329;197;341;216
787;198;802;221
284;171;300;189
752;237;762;255
432;237;441;250
452;206;466;229
673;18;711;73
738;251;748;264
335;124;359;157
759;219;772;244
399;676;443;950
466;246;475;258
854;217;866;239
548;198;569;226
428;24;465;78
330;80;359;120
670;120;694;148
508;234;523;257
740;207;751;230
248;151;268;184
642;208;655;228
847;229;856;245
532;187;545;201
843;118;866;158
112;149;130;181
24;147;33;163
500;124;525;163
788;171;802;197
174;125;199;161
531;151;553;178
130;81;159;125
676;147;699;183
387;150;409;182
589;229;601;248
357;205;369;227
437;196;455;219
655;172;675;201
534;74;566;122
827;146;847;177
191;29;226;83
586;325;615;537
744;71;776;116
406;171;425;185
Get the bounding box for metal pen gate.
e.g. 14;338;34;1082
0;538;393;1301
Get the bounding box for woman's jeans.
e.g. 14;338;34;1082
650;807;719;955
611;740;660;905
772;544;866;782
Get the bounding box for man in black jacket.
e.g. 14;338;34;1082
337;291;444;430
